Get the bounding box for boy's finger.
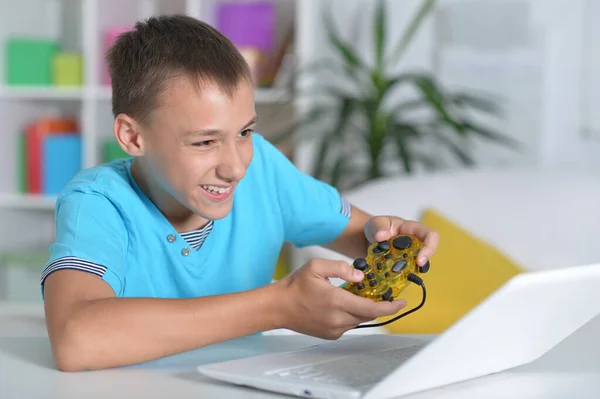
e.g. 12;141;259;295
340;290;408;320
312;259;364;282
396;221;439;265
417;231;439;265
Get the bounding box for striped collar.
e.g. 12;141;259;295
180;220;214;250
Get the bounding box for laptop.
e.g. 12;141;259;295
197;263;600;399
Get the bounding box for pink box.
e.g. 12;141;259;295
217;2;275;52
103;26;133;86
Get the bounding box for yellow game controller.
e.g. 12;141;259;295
345;234;430;329
344;234;430;302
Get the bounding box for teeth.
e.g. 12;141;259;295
202;185;231;194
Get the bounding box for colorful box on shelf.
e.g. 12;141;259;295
103;26;133;86
217;2;276;83
17;132;26;194
17;117;80;195
5;38;59;85
217;2;275;52
43;134;82;195
52;52;83;86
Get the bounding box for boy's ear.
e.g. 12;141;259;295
114;114;145;156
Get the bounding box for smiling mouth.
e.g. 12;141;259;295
200;184;233;195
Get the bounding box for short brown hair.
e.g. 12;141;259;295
106;14;252;124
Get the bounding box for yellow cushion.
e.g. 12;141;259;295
273;244;293;280
382;208;524;334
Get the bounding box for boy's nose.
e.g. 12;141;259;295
217;147;246;182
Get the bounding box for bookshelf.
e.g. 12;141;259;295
0;194;56;210
0;0;298;212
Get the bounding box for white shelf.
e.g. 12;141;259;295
0;0;301;247
95;86;112;101
0;194;56;210
0;86;85;100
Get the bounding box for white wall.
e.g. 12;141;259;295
435;0;600;169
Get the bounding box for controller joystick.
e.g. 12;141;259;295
343;234;429;302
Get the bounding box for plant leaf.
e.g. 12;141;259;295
433;130;475;166
334;97;358;136
390;124;413;173
330;156;347;189
293;56;373;99
393;122;423;139
378;71;433;105
268;106;336;144
322;5;365;71
374;0;386;72
390;98;430;115
413;151;445;170
451;92;504;116
312;97;358;183
295;58;345;79
463;121;521;149
313;136;332;180
386;0;437;66
412;76;467;136
294;83;361;104
283;59;345;98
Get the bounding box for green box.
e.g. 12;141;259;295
5;38;59;85
103;139;129;163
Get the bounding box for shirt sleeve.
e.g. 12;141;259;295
260;136;352;248
41;190;129;296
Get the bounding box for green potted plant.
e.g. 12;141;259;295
273;0;520;191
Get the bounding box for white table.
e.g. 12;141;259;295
2;302;600;399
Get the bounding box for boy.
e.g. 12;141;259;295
41;15;439;372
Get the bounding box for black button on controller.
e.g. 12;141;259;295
373;241;391;254
353;258;368;271
392;236;412;250
392;260;407;273
382;287;393;301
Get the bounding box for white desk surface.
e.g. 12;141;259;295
2;301;600;399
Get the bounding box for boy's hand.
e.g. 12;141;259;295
364;216;439;267
278;258;407;340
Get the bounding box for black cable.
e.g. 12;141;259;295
353;273;426;329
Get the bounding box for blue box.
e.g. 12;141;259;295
42;134;81;195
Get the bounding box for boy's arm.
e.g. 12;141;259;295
322;204;372;259
44;258;406;372
44;269;282;371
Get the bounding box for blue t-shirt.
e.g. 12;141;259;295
40;133;351;298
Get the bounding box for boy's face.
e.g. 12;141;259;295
138;76;256;222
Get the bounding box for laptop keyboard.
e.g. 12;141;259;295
268;344;424;388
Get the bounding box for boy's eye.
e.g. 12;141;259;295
239;129;253;137
192;140;214;147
